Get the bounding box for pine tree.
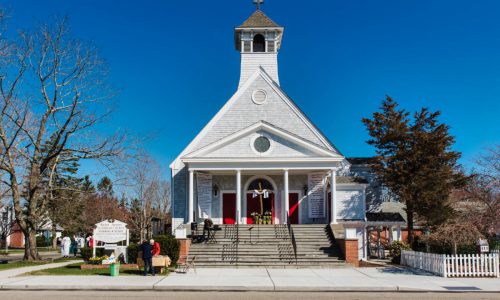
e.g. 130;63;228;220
41;136;85;248
362;97;466;245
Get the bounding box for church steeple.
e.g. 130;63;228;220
235;4;284;88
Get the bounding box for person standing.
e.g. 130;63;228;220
152;239;160;256
61;235;71;258
70;235;78;257
140;240;154;276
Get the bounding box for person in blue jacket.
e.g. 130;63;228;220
140;240;155;276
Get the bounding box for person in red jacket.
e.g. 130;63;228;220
151;239;160;256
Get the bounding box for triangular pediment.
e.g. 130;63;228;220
172;68;343;168
183;121;341;159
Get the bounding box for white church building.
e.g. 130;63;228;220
170;6;405;264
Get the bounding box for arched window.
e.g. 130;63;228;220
253;34;265;52
247;178;273;191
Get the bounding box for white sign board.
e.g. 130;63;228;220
308;172;326;218
197;173;212;219
94;220;128;244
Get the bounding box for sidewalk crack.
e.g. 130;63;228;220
265;268;276;291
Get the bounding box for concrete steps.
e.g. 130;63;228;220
189;224;345;268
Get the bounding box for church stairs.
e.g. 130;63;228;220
187;224;345;268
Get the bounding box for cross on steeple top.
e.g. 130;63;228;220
253;0;264;11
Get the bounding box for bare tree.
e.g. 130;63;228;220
0;18;123;260
126;150;169;241
454;146;500;236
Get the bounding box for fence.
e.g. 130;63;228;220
401;250;499;278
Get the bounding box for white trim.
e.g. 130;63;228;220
284;169;289;223
250;133;274;156
243;175;278;225
251;89;268;105
185;157;343;163
188;170;194;223
236;170;242;224
332;169;337;224
170;67;343;169
189;164;342;171
183;121;341;159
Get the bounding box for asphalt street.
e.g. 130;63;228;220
0;291;500;300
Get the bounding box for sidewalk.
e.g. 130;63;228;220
0;265;499;292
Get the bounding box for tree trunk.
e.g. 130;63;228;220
51;223;57;249
23;230;41;261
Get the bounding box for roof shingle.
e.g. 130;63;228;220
239;10;281;28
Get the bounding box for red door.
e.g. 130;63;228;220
288;193;299;224
222;193;236;224
246;193;274;224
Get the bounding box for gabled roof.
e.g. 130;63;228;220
171;68;344;169
238;10;281;28
183;121;342;159
366;212;405;223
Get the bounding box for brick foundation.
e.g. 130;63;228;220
336;238;359;267
344;238;359;267
178;238;191;259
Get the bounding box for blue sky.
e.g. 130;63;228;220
4;0;500;179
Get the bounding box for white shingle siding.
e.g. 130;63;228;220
239;53;279;88
336;188;365;220
201;130;320;158
192;75;327;152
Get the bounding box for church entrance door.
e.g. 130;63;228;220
246;193;274;224
222;193;236;224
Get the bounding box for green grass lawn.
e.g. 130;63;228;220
27;262;164;276
0;261;48;271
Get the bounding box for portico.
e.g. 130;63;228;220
184;161;342;225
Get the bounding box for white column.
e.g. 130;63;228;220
236;169;241;224
330;168;337;224
188;170;194;223
396;226;402;241
284;169;289;223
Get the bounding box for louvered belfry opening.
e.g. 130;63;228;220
253;34;265;52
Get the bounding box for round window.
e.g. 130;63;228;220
254;136;271;153
252;90;267;105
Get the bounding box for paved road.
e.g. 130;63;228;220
1;291;500;300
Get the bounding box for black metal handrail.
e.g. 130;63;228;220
286;216;298;267
235;223;239;265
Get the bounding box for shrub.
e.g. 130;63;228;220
387;241;411;264
127;243;140;264
36;235;48;247
153;234;180;264
80;247;104;262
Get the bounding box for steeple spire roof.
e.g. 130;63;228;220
238;10;280;28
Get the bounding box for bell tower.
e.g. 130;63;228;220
235;1;284;88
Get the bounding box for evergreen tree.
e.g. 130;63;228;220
41;136;85;247
362;97;466;245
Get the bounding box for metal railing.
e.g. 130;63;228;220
286;216;298;267
221;224;239;265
